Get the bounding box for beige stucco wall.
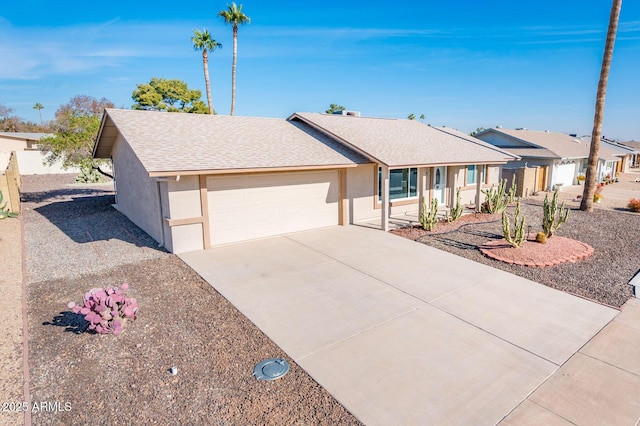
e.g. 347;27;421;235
0;136;28;152
166;175;204;253
112;135;163;245
167;176;201;218
171;223;204;253
347;164;377;222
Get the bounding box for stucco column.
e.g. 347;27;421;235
475;164;482;212
338;169;348;226
380;164;390;231
417;167;427;216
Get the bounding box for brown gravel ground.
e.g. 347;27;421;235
393;201;639;308
21;175;361;426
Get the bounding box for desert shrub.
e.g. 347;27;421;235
629;198;640;213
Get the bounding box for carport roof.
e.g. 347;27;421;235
289;112;518;167
94;109;370;175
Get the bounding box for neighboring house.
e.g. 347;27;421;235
0;132;49;151
620;141;640;168
475;127;624;190
601;137;638;174
93;109;517;253
0;132;51;171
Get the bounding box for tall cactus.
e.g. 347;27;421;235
508;174;517;203
481;178;509;214
542;189;569;237
502;198;526;248
420;197;439;231
446;187;464;223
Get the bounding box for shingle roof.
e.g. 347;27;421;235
289;113;517;167
498;147;558;159
478;128;626;161
94;109;369;174
621;141;640;152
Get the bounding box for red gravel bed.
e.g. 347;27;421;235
390;212;500;240
479;234;594;267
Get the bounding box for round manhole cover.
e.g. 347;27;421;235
253;358;290;381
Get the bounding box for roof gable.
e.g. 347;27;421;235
289;112;517;167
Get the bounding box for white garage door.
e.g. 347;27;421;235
554;163;576;187
208;170;339;245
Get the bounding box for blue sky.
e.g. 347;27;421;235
1;1;639;140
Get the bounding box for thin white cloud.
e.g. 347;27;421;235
0;18;204;80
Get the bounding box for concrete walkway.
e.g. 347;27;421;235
180;226;625;425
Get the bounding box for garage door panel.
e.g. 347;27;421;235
555;163;575;187
208;171;339;245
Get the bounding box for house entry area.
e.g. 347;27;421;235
433;166;446;205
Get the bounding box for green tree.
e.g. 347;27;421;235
419;114;425;122
192;29;222;115
325;104;345;114
581;0;622;212
407;113;416;120
33;102;44;125
40;95;114;177
218;2;250;116
132;78;209;113
470;127;486;136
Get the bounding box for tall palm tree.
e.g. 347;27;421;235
218;2;250;116
33;102;44;125
192;29;222;115
581;0;622;211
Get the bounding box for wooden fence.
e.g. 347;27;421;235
0;152;20;213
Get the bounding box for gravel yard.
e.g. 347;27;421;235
395;200;638;308
21;175;360;425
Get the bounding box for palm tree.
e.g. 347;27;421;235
192;29;222;115
580;0;622;211
33;102;44;125
218;2;250;116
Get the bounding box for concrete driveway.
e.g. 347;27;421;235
179;225;617;425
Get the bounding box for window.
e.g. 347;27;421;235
466;165;486;186
378;167;418;200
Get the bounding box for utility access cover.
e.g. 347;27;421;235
253;358;290;381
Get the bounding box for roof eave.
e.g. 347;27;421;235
147;163;361;178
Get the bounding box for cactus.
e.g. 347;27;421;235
502;198;526;248
0;190;18;219
535;232;547;244
508;174;517;203
75;165;101;183
446;188;464;223
68;283;138;335
481;178;509;214
542;189;569;237
420;197;439;231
